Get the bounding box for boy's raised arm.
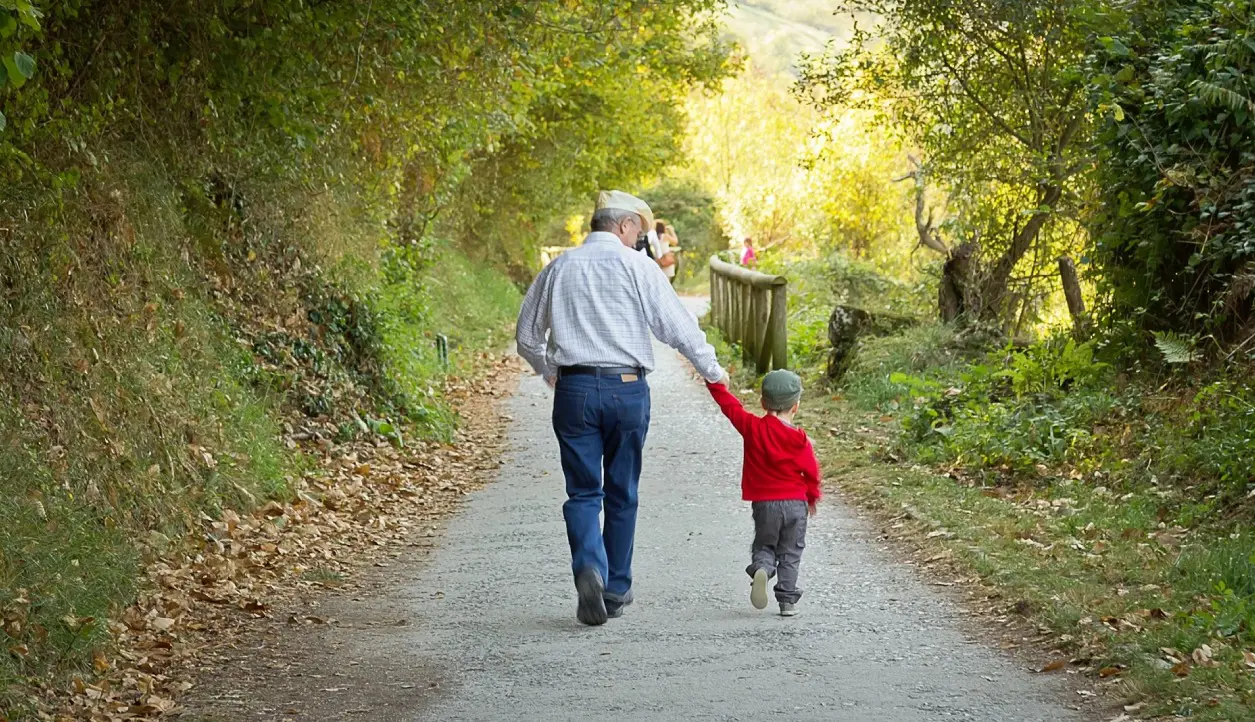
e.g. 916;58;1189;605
706;381;753;435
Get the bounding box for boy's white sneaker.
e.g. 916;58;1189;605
779;602;798;617
750;569;769;610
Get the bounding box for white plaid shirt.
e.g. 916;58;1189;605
516;232;725;382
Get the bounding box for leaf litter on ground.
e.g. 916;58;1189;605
16;354;522;721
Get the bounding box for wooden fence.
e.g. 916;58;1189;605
708;256;788;373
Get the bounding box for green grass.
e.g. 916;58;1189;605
369;246;521;439
839;323;971;410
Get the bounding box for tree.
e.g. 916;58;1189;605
799;0;1100;326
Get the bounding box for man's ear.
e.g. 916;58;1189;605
790;401;800;415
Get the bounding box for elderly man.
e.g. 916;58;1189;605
516;190;726;626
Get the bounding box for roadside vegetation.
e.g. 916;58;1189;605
700;1;1255;719
1;1;729;714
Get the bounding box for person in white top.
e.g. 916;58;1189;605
655;221;679;285
515;190;726;625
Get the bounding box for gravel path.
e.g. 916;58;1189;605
348;310;1090;721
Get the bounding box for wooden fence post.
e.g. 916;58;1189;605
770;282;788;370
711;268;720;334
741;282;754;367
753;287;771;374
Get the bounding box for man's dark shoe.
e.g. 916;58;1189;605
605;589;634;619
575;569;608;626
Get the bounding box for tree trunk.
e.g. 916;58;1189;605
1058;255;1088;335
978;183;1063;320
939;241;977;324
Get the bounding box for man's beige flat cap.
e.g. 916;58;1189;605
595;190;654;231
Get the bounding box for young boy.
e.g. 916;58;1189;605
707;370;821;617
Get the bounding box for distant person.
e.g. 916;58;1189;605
654;220;678;286
516;190;727;626
740;236;757;268
706;370;820;617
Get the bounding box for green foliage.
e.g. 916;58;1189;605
2;1;730;271
1176;535;1255;641
1153;331;1203;365
1155;379;1255;499
0;0;725;704
841;324;968;409
640;178;726;286
888;337;1114;472
798;0;1103;323
1089;0;1255;343
757;250;935;369
369;243;521;439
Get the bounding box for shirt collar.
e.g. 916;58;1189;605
584;231;625;247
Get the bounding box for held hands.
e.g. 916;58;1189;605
545;375;557;389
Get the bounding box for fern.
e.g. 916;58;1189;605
1186;37;1255;64
1153;331;1201;364
1192;79;1255;114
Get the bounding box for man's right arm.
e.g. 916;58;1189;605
515;265;554;379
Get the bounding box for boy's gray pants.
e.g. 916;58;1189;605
747;500;808;604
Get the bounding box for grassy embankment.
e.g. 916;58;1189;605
705;258;1255;721
0;155;519;712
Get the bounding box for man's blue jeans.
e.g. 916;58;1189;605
552;372;651;599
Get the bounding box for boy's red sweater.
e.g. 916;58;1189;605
706;382;822;503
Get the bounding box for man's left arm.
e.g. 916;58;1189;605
638;261;725;382
515;266;555;381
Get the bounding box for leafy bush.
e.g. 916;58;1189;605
1090;0;1255;343
1154;379;1255;500
890;337;1115;474
840;323;967;409
757;250;935;370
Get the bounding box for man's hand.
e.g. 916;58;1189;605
807;501;818;517
713;372;730;387
545;375;557;389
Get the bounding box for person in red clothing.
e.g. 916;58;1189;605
707;369;820;617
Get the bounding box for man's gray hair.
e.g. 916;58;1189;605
591;207;637;232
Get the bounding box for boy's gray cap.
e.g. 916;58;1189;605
761;369;802;411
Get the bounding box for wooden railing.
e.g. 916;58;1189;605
708;256;788;373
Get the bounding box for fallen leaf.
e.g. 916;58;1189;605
150;617;175;632
1098;665;1124;678
1037;659;1067;673
1192;645;1219;668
